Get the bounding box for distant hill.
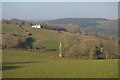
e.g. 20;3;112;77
47;18;118;37
2;18;118;37
87;20;118;37
47;18;109;28
2;19;66;32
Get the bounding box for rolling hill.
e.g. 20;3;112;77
2;24;61;50
24;27;60;50
2;20;119;78
47;18;109;28
3;18;117;37
47;18;117;37
2;23;118;59
2;24;26;35
87;20;118;37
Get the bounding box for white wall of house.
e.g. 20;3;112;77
32;24;41;28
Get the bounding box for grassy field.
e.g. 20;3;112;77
25;27;60;50
2;24;25;35
2;24;60;50
2;49;118;78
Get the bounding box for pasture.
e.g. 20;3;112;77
2;24;25;35
2;24;60;50
2;49;118;78
25;27;60;50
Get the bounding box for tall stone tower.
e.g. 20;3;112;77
59;41;62;57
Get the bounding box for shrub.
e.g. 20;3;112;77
2;34;20;48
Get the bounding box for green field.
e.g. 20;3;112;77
2;24;25;35
2;49;118;78
2;24;60;50
25;27;60;50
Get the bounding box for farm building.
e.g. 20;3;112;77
32;24;41;28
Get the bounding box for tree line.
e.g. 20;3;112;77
2;34;45;50
60;32;118;59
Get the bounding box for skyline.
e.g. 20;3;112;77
2;2;118;20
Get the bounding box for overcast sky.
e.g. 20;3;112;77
2;2;118;20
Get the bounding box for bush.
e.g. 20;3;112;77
2;34;20;48
2;34;35;49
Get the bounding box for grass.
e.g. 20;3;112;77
2;49;118;78
2;24;25;35
25;27;60;50
2;24;60;50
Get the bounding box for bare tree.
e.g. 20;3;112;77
66;24;81;33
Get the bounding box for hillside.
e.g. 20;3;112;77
2;24;26;35
87;20;118;37
47;18;118;37
3;18;118;37
2;23;118;78
2;24;60;50
24;27;60;50
2;19;66;32
47;18;109;28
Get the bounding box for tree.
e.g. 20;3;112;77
24;37;35;50
66;24;81;33
2;34;19;48
2;34;26;48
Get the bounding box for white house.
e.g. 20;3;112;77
32;24;41;28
